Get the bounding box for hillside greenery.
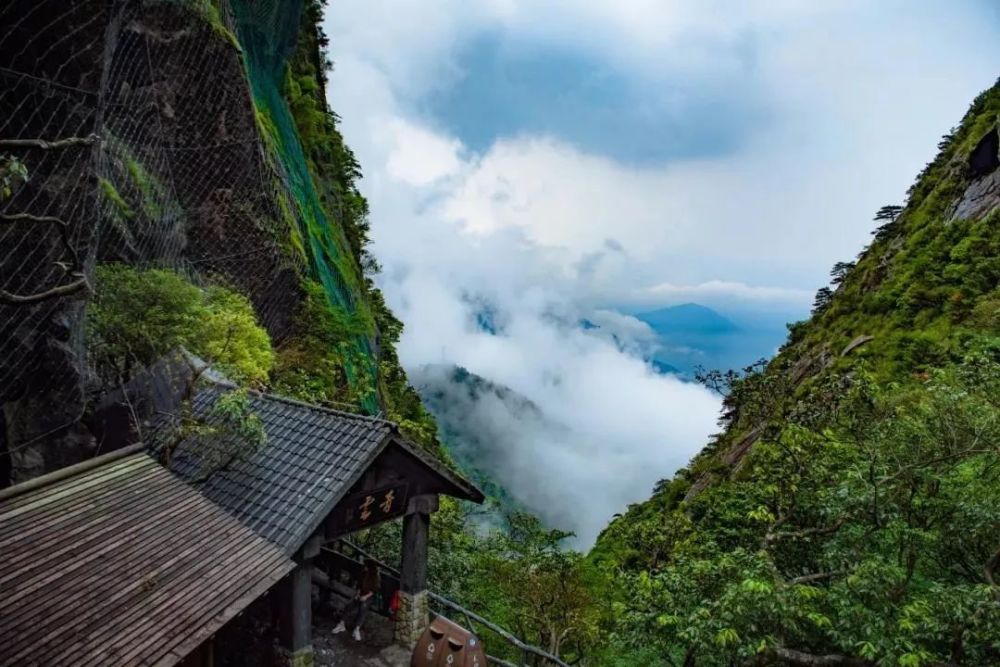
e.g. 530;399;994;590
277;0;442;452
588;82;1000;665
320;43;1000;667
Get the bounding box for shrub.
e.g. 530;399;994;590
87;264;273;385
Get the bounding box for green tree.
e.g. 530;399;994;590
87;264;273;385
604;351;1000;666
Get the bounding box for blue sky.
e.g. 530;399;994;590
322;0;1000;542
421;32;767;164
326;0;1000;297
406;2;999;170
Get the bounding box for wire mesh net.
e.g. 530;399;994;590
0;0;378;479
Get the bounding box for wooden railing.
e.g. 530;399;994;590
327;541;571;667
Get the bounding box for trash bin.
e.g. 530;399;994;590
411;616;487;667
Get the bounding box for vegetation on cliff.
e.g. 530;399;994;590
88;264;273;386
272;0;442;451
77;0;444;458
590;82;1000;665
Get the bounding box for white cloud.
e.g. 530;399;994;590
329;1;998;283
440;137;683;260
322;0;999;541
385;118;464;186
638;280;814;306
396;276;720;546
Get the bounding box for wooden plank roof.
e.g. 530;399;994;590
148;384;484;555
0;446;295;667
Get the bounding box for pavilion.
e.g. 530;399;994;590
146;380;485;665
0;356;483;667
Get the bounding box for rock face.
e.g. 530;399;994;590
0;0;109;482
954;125;1000;220
0;0;334;484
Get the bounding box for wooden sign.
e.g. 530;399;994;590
337;483;409;533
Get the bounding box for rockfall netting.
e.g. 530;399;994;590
0;0;377;479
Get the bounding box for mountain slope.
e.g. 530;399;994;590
412;365;544;509
591;80;1000;666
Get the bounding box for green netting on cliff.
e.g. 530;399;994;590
225;0;379;414
0;0;379;435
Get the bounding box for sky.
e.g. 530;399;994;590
322;0;1000;545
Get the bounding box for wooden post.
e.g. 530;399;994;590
275;562;313;667
396;494;437;648
400;510;429;593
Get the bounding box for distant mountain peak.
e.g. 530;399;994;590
635;302;739;334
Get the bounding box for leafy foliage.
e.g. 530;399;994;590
358;505;604;663
87;264;273;385
159;384;268;481
599;351;1000;665
0;154;28;200
271;279;373;408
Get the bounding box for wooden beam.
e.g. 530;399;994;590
400;509;430;594
301;534;323;560
406;494;439;515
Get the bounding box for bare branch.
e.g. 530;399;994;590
0;213;67;226
0;134;100;150
0;210;90;304
0;276;90;304
788;570;845;585
765;646;874;666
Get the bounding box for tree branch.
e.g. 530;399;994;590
765;518;846;545
0;212;90;304
0;134;100;150
986;546;1000;605
765;646;874;667
879;446;996;486
0;276;89;304
0;212;67;226
788;570;845;585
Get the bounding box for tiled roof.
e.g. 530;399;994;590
0;447;294;667
148;385;482;555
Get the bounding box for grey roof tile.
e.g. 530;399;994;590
147;385;482;555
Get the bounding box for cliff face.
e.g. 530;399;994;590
0;0;424;484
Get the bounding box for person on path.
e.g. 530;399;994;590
332;559;381;641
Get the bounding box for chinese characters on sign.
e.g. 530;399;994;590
339;483;409;533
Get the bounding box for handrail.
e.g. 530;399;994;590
428;593;571;667
334;541;571;667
